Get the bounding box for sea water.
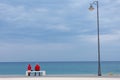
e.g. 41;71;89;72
0;61;120;75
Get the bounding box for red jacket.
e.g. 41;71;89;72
35;64;40;71
27;64;31;71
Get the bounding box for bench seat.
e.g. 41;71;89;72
26;70;46;76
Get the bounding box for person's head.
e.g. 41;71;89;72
28;64;31;66
36;64;40;66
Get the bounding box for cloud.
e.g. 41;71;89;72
0;42;75;61
0;0;120;61
68;0;87;9
46;24;70;32
0;2;70;32
99;0;120;28
76;30;120;44
0;3;49;22
0;3;27;22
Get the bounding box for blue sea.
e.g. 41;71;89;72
0;61;120;75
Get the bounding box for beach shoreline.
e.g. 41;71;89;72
0;73;120;77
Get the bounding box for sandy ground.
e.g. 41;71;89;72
0;76;120;80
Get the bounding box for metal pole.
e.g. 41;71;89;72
96;1;101;76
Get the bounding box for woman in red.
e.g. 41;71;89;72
28;64;31;70
27;64;32;76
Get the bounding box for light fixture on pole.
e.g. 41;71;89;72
89;1;102;76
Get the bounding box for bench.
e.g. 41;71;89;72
26;70;46;76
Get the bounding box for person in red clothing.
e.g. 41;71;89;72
35;64;40;71
27;64;32;76
28;64;32;71
34;64;41;76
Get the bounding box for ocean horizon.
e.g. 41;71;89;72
0;61;120;76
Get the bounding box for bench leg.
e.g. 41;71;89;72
28;72;30;76
34;72;36;76
39;72;40;76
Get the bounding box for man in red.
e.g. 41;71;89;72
35;64;40;71
34;64;41;76
27;64;32;76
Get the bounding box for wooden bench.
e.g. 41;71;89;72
26;70;46;76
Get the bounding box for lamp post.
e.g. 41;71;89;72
89;1;102;76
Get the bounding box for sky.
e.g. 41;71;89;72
0;0;120;62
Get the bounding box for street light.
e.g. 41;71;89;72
89;1;102;76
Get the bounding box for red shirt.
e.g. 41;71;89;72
35;64;40;71
27;64;31;71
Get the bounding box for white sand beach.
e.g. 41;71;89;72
0;76;120;80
